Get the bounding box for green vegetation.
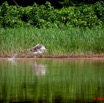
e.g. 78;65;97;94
0;1;104;56
0;27;104;56
0;1;104;28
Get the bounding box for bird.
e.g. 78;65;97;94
30;44;47;55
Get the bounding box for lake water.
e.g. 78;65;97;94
0;58;104;103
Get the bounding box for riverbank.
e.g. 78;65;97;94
0;53;104;58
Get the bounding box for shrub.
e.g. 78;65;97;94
0;2;24;28
0;1;104;28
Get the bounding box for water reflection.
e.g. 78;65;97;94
0;59;104;103
33;61;47;76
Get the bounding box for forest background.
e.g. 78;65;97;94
0;0;104;57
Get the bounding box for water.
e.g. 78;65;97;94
0;59;104;103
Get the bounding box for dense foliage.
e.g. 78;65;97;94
0;1;104;28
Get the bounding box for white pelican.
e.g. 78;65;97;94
30;44;47;55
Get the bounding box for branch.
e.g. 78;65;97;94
12;0;19;6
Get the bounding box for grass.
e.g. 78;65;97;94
0;26;104;56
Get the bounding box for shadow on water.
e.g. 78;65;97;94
0;59;104;103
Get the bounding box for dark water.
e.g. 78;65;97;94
0;59;104;103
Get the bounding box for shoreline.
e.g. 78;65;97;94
0;53;104;59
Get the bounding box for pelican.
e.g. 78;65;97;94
30;44;47;55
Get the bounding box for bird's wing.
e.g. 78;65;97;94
30;44;40;51
30;44;47;52
40;45;46;50
33;44;41;49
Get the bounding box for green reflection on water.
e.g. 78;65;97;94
0;59;104;103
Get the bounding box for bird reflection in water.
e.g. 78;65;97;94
33;61;47;76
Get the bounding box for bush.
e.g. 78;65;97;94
0;1;104;28
94;1;104;25
0;2;25;28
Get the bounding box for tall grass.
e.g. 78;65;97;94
0;26;104;56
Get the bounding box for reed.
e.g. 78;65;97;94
0;27;104;56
